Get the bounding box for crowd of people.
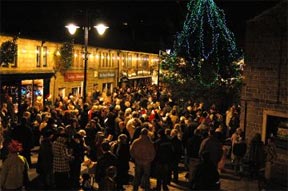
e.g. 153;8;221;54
0;85;277;191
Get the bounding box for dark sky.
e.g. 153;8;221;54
0;0;281;53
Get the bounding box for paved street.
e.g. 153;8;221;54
1;147;286;191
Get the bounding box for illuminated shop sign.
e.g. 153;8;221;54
64;73;84;82
98;72;115;78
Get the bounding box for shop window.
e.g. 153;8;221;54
108;52;112;68
43;46;47;67
143;55;149;68
122;55;127;68
127;55;132;68
111;53;117;67
102;83;112;96
72;87;81;97
21;79;44;109
36;46;41;67
10;47;18;68
100;52;109;68
99;52;103;68
58;88;66;99
105;52;109;67
73;49;82;68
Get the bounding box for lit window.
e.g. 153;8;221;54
36;46;41;67
43;46;47;67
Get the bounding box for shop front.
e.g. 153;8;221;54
97;71;116;96
0;72;54;119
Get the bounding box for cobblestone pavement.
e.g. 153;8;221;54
1;148;286;191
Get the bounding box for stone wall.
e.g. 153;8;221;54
240;0;287;186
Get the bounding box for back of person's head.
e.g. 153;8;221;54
170;129;178;137
165;128;171;136
132;111;139;118
47;117;54;126
82;173;90;181
83;103;90;110
57;126;67;137
20;117;27;125
236;127;242;135
101;141;111;152
43;129;54;139
140;128;148;136
252;133;262;143
118;134;128;143
78;129;87;137
209;128;215;136
157;128;165;137
8;139;23;153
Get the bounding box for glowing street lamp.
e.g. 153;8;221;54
65;22;108;102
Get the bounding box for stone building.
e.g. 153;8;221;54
240;0;287;186
0;34;159;109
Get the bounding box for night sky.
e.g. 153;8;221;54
0;0;281;53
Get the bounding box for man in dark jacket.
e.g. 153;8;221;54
11;117;34;166
153;128;174;191
191;151;220;190
36;130;54;189
169;129;183;183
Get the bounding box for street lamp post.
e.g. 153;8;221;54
66;22;108;103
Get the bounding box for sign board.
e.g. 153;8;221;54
64;72;84;82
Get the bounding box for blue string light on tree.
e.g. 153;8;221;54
173;0;242;87
160;0;244;103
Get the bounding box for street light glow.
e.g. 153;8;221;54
94;23;109;35
65;23;80;35
65;21;108;103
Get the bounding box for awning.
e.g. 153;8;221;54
128;75;152;80
0;70;55;82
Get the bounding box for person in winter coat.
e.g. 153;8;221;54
112;134;130;190
130;128;156;191
199;128;223;168
191;151;220;190
36;130;54;189
248;133;266;179
52;129;74;190
11;117;34;166
186;128;203;185
232;130;247;175
0;139;29;190
153;128;174;191
264;136;277;185
69;133;86;189
169;129;183;183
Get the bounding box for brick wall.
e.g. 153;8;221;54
240;1;287;185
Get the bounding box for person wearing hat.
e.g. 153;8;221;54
0;139;29;190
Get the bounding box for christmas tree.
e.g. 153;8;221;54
161;0;243;109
